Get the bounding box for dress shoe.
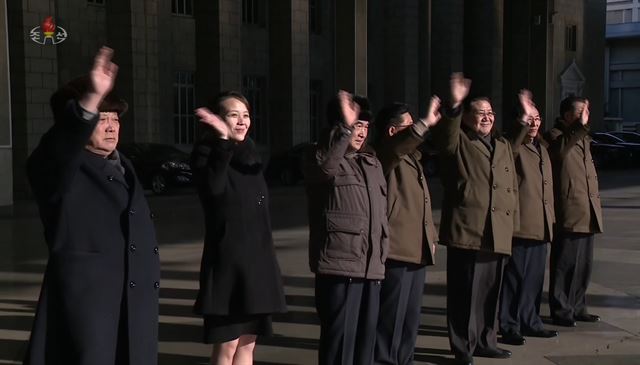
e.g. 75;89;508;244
523;328;559;338
575;313;600;322
473;347;512;359
552;317;577;327
499;331;526;345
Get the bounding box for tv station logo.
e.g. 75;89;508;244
29;16;68;45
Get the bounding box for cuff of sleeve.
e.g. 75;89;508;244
70;100;99;124
338;123;353;136
413;120;429;136
444;105;462;118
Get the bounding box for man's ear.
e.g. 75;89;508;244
388;126;396;137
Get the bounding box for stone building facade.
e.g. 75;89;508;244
0;0;605;206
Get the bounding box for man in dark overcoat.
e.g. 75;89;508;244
545;96;603;327
24;47;160;365
431;74;520;365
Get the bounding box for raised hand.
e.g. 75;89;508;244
90;46;118;98
422;95;442;127
580;99;590;125
450;72;471;109
195;107;230;140
338;90;360;127
79;46;119;113
518;89;536;125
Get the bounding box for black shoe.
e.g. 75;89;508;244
552;317;577;327
454;355;474;365
575;313;600;322
473;347;512;358
523;328;559;338
499;331;526;345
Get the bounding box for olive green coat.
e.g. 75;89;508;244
375;127;437;266
545;120;603;234
431;110;520;255
509;122;555;242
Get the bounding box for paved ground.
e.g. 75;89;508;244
1;168;639;364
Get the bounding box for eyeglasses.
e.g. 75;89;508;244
474;111;496;118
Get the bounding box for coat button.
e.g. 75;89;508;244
507;187;511;193
544;179;548;185
359;229;364;234
491;164;496;169
492;184;497;190
129;281;136;288
128;209;136;216
506;210;510;216
150;212;156;219
505;167;510;172
491;207;496;212
154;281;160;289
129;243;136;252
153;246;159;254
544;199;548;205
107;176;114;181
424;197;429;203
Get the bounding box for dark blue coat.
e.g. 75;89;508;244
191;136;286;316
24;101;160;365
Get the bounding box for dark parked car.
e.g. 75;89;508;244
265;143;310;186
590;139;633;169
118;143;192;194
609;131;640;144
591;132;640;166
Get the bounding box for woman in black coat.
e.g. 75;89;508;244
191;91;286;364
25;47;160;365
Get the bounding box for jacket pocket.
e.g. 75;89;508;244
325;210;367;260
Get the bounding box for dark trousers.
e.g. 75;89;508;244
375;260;426;365
549;232;595;320
447;247;505;359
315;274;381;365
499;239;548;333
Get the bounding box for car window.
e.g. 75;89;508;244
613;133;640;144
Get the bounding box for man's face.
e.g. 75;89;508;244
388;112;413;137
349;120;369;152
86;112;119;156
463;99;495;137
527;107;541;140
564;101;586;124
221;97;251;142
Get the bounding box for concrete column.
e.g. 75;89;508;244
463;0;504;127
431;0;464;98
0;0;13;206
106;0;161;143
582;0;606;131
7;0;59;199
269;0;310;152
335;0;367;95
194;0;242;107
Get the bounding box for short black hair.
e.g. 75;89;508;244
211;90;251;115
375;102;411;137
463;96;492;115
559;95;587;116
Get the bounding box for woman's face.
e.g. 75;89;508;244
220;97;251;142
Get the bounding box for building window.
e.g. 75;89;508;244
242;75;268;144
173;71;195;144
172;0;193;16
242;0;265;26
87;0;104;5
309;0;322;35
310;80;323;141
565;25;577;52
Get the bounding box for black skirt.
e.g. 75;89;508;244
203;314;273;344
